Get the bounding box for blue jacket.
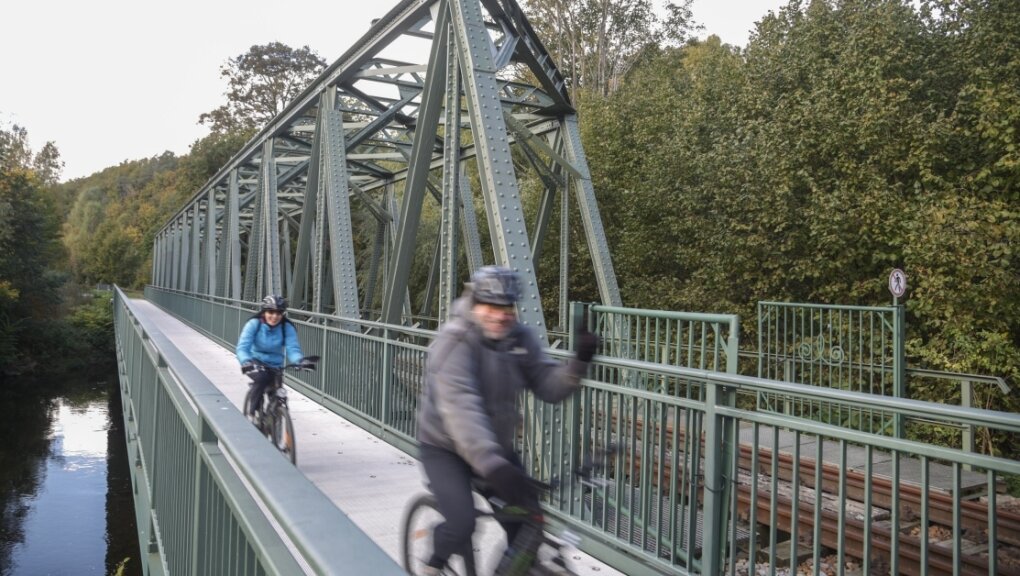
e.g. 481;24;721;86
236;316;304;368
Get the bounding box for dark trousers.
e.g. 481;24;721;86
247;369;277;415
419;443;531;567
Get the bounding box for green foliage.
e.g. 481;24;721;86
577;0;1018;454
0;126;76;380
60;153;179;285
58;129;250;288
0;122;63;184
64;289;116;375
1006;474;1020;497
199;42;327;134
523;0;700;96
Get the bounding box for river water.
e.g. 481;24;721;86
0;372;142;576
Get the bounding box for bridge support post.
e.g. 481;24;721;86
702;381;736;576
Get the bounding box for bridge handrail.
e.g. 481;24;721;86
114;287;403;575
558;350;1020;437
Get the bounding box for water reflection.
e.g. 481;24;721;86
0;375;141;576
0;393;52;575
12;400;108;573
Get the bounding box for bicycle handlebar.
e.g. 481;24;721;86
471;443;617;501
284;355;319;371
245;355;320;374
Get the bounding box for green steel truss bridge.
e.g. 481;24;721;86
130;1;1020;575
152;0;620;344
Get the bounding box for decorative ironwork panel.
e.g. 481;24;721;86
757;302;905;435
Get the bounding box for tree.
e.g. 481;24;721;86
59;130;250;288
0;123;63;184
0;163;66;376
523;0;700;96
578;0;1018;453
199;42;327;133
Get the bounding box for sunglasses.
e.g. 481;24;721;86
264;310;284;315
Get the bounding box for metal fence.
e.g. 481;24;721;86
144;287;1020;576
757;301;906;437
114;287;403;576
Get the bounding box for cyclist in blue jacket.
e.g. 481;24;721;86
236;294;306;419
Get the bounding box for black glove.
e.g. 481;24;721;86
485;463;537;509
298;357;318;370
574;326;599;363
240;361;256;374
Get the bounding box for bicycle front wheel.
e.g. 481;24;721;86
402;494;477;576
270;404;296;464
242;386;266;434
242;386;254;419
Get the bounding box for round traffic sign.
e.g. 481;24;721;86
889;268;906;298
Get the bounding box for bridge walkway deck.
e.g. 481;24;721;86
131;298;622;576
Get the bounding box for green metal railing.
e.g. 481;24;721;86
903;368;1012;463
144;287;1020;576
114;287;403;576
584;303;739;401
757;301;906;437
588;303;739;372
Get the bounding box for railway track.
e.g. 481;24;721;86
733;444;1020;575
598;419;1020;575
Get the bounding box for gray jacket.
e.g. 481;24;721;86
417;295;588;477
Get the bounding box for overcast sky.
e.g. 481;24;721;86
2;0;786;182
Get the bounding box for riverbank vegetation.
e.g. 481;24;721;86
0;129;117;385
2;0;1016;454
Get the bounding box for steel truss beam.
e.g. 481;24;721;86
152;0;621;340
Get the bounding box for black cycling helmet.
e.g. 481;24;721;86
261;294;288;312
469;266;520;306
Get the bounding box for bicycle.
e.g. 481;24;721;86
242;356;318;464
401;443;618;576
401;475;580;576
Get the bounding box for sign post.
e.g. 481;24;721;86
888;268;907;438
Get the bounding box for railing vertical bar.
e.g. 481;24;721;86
988;470;998;576
727;416;739;576
863;445;873;576
748;423;759;569
812;439;822;574
698;320;706;371
671;406;683;565
920;456;929;576
687;320;696;392
656;402;668;561
601;388;612;533
768;426;779;574
685;409;701;566
790;430;801;576
890;452;900;575
953;463;962;576
641;397;652;553
837;440;847;574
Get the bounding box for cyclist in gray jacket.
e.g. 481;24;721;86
417;266;598;574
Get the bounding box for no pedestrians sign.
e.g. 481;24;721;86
889;268;907;299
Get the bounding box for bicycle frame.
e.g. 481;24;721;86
402;447;615;576
402;482;579;576
243;365;297;464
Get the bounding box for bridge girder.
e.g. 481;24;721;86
152;0;621;341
